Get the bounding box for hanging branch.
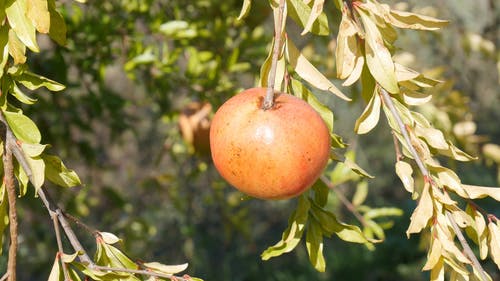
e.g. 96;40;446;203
2;141;17;281
262;0;286;110
378;87;488;281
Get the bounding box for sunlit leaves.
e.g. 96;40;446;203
47;0;67;45
286;0;329;36
261;195;310;260
301;0;325;36
462;184;500;201
406;182;433;237
305;217;326;272
354;89;381;134
142;261;189;275
43;154;81;188
27;0;50;33
487;221;500;269
357;8;399;94
395;160;414;194
388;9;449;31
3;110;41;144
286;37;350;101
6;0;39;52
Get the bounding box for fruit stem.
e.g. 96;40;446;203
262;0;286;110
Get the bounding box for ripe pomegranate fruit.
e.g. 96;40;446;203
210;87;331;200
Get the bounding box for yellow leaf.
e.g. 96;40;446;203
406;182;433;237
465;204;488;260
342;54;364;86
336;11;359;79
354;89;381;134
236;0;251;21
461;184;500;201
388;9;449;31
286;38;351;100
27;0;50;33
6;0;40;52
395;160;414;194
301;0;325;35
430;257;444;281
415;125;449;150
487;221;500;270
8;29;27;64
401;88;432;105
423;237;442;270
433;167;469;198
357;8;399;94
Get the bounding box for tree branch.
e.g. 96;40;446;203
52;214;71;281
3;145;17;281
262;0;286;110
378;88;488;281
92;265;192;281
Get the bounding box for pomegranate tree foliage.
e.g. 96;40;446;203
0;0;498;280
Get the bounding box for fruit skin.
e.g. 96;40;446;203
210;87;331;200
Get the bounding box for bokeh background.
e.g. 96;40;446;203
2;0;499;280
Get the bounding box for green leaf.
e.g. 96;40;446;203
290;78;333;133
27;0;50;33
357;9;399;94
344;157;374;179
21;142;46;157
0;25;9;77
11;81;37;104
336;11;361;79
16;71;66;91
306;217;326;272
142;261;188;275
364;207;403;220
43;154;81;188
96;241;138;270
3;110;41;143
310;201;371;244
26;155;45;190
14;161;29;196
261;195;310;260
352;181;368;206
259;37;286;91
311;179;329;207
237;0;251;21
287;0;329;36
47;0;66;45
354;88;381;134
286;37;351;101
6;0;40;52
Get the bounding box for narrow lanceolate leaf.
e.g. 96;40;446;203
430;257;444;281
287;0;329;36
406;182;433;237
143;262;189;275
423;238;443;270
27;0;50;33
47;256;61;281
6;0;40;52
465;204;488;260
0;25;9;77
487;221;500;269
401;88;432;106
357;9;399;94
236;0;251;21
17;71;66;91
462;184;500;201
286;38;350;100
26;155;45;190
354;89;381;134
43;154;81;188
336;11;359;79
395;160;414;194
388;9;449;31
259;37;285;91
301;0;325;35
306;218;326;272
261;195;310;260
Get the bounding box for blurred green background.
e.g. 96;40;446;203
3;0;499;280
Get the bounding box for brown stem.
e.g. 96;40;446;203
320;175;368;228
52;214;71;281
92;265;190;281
3;146;17;281
379;88;488;280
262;0;286;110
391;132;403;161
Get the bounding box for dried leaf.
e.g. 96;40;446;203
357;8;399;94
487;221;500;270
301;0;325;35
395;160;414;194
354;89;381;134
287;0;329;36
336;11;359;79
415;125;449;150
462;184;500;201
406;182;433;237
388;9;449;31
286;38;350;100
402;88;432;105
423;237;442;270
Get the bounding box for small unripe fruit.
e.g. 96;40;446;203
210;88;331;200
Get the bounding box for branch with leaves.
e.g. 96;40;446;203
238;0;500;279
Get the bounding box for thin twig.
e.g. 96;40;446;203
3;146;17;281
445;211;488;281
378;88;488;280
391;132;403;161
0;273;8;281
262;0;286;110
320;175;368;227
52;214;71;281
